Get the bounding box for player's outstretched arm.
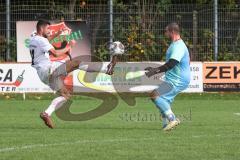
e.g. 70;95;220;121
145;59;179;77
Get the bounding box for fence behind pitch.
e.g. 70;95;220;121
0;1;239;62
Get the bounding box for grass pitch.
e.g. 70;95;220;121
0;93;240;160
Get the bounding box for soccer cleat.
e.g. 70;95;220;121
40;112;54;129
162;124;168;129
163;118;180;131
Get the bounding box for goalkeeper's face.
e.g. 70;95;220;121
42;24;51;38
164;27;172;39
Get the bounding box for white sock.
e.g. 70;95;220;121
165;109;176;121
45;96;67;116
78;62;108;73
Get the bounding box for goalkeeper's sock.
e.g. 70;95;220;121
161;112;168;128
153;96;170;114
78;62;108;73
153;96;176;121
45;96;67;116
165;110;176;122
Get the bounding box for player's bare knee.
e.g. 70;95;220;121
58;89;69;100
66;92;72;100
60;92;70;100
65;95;71;100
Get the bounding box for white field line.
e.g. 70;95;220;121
0;137;154;153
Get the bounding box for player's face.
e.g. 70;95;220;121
164;27;172;39
42;24;51;38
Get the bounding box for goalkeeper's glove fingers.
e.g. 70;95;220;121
145;70;156;77
145;67;160;78
144;67;154;71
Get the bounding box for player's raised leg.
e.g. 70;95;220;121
39;54;117;129
64;55;118;75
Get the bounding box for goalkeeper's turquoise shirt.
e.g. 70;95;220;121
165;39;190;88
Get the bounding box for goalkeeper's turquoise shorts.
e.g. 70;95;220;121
154;81;188;105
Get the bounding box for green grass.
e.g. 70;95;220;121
0;93;240;160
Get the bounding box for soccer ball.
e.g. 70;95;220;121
109;41;125;55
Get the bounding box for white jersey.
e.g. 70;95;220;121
29;35;67;90
29;35;53;69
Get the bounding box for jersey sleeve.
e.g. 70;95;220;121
39;37;54;53
169;43;185;62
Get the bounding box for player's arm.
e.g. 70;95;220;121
40;37;69;58
49;46;71;58
145;59;179;77
145;43;185;78
47;28;67;41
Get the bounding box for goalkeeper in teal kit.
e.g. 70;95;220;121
145;22;190;131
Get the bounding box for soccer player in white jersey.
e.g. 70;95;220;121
29;20;117;128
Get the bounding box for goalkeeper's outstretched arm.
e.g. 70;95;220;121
145;59;179;77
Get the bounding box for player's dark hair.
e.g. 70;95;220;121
36;19;50;31
166;22;180;34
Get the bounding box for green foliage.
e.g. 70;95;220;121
0;35;5;62
8;37;17;61
0;36;16;62
110;1;172;61
125;18;146;61
90;0;240;62
2;0;238;62
94;44;110;61
197;29;214;61
219;0;237;8
156;0;172;12
235;29;240;54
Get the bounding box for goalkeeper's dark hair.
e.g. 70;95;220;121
36;19;50;31
166;22;180;34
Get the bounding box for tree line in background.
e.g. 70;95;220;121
0;0;239;61
96;0;240;61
